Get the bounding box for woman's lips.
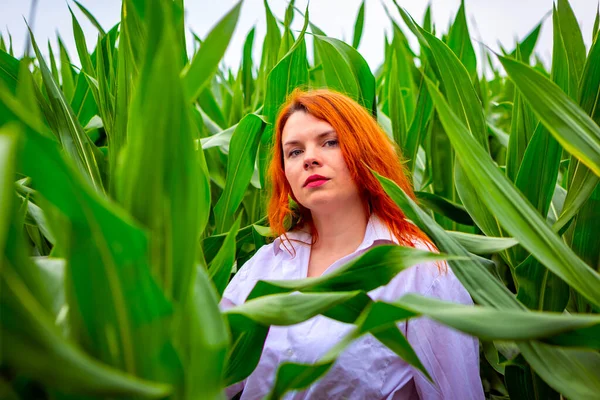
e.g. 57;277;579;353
306;179;329;188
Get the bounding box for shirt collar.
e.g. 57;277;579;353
273;214;397;256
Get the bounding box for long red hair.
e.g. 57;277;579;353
267;89;433;250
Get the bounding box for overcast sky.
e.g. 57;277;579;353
0;0;598;73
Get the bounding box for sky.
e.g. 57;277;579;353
0;0;598;73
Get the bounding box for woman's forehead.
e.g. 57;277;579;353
281;111;335;143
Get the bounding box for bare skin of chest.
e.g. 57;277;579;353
307;246;354;277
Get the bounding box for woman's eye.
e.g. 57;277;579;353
324;139;338;147
289;149;302;158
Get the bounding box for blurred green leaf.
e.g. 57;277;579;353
29;28;106;193
209;217;241;297
117;1;209;305
352;1;365;49
73;0;106;35
183;1;242;102
69;7;95;78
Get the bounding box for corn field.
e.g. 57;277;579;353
0;0;599;398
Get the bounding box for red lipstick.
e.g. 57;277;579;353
304;174;329;188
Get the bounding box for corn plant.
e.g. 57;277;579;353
0;0;599;399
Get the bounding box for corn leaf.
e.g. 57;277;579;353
499;56;600;177
214;114;265;233
209;217;241;297
373;170;600;399
425;75;600;308
258;6;309;186
446;0;477;78
183;1;242;102
352;1;365;49
29;29;106;193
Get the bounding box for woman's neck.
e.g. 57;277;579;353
310;199;369;254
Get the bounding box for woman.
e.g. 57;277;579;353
222;89;483;399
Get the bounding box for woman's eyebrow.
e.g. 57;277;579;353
283;130;337;147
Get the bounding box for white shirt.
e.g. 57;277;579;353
222;215;484;399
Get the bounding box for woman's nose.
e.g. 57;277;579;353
303;150;321;169
304;158;320;169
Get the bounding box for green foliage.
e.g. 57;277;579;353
1;0;599;399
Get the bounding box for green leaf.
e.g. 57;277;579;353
405;73;434;173
182;265;230;399
242;27;255;108
516;254;570;311
247;245;454;300
0;49;19;94
260;0;282;75
1;266;171;398
314;35;359;100
17;115;181;387
552;32;600;232
117;2;210;305
313;34;376;114
507;48;537;182
569;184;600;313
226;244;452;386
499;55;600;177
415;191;474;226
351;1;365;49
28;28;106;193
47;41;60;83
376;293;600;341
388;52;407;147
557;0;586;97
183;1;242;102
70;69;98;127
69;7;95;78
446;231;518;255
395;2;487;149
0;125;17;260
58;37;76;102
515;123;560;222
226;291;364;327
424;75;600;308
199;122;237;151
209;216;241;297
259;6;309;186
510;20;544;63
73;0;106;35
214;114;265;233
373;169;600;400
446;0;477;77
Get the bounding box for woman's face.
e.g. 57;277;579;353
281;111;361;213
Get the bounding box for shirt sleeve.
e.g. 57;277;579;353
406;264;484;400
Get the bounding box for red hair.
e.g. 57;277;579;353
267;89;434;251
